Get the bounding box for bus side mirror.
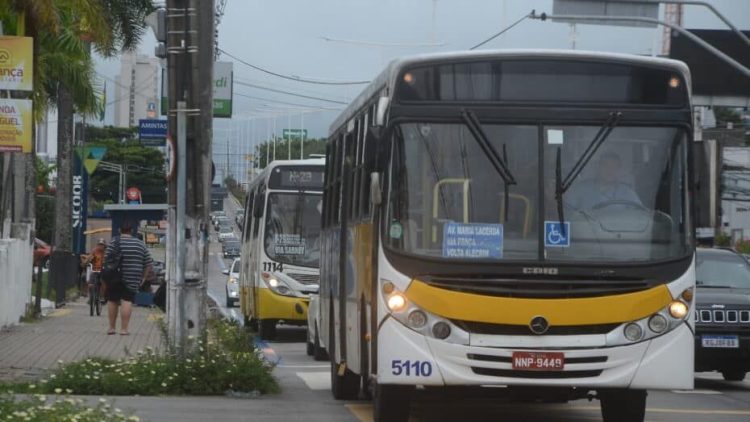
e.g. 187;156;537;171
370;172;382;206
253;192;265;218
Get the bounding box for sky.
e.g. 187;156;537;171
81;0;750;180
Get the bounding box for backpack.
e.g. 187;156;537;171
101;236;123;286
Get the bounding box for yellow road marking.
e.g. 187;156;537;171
345;404;371;422
48;309;71;318
345;403;750;420
568;406;750;415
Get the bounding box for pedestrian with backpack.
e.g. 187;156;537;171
102;221;154;335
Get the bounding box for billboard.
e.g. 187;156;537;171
0;36;33;91
0;99;32;152
161;61;233;118
670;29;750;98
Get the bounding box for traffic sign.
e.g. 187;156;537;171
283;129;307;139
139;119;168;147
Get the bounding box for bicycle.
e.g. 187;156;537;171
87;264;102;316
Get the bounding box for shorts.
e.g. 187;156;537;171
105;282;136;303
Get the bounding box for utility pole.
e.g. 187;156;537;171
165;0;213;353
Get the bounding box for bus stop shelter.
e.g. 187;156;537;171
104;204;168;235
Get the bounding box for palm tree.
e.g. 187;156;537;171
1;0;153;312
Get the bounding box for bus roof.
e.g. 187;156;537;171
329;49;691;135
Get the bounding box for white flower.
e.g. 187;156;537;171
28;384;36;389
128;417;140;422
65;388;73;394
99;398;107;403
85;375;91;379
50;374;56;379
115;408;122;413
54;388;62;394
161;382;167;387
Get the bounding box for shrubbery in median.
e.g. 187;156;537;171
0;394;139;422
2;320;278;396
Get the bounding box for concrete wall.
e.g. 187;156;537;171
0;224;33;328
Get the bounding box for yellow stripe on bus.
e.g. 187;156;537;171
405;279;673;326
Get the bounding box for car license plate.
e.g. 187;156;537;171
701;335;739;348
512;351;565;371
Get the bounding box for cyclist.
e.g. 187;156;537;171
85;239;107;302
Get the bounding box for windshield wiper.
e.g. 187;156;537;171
461;109;516;222
559;111;622;195
555;147;566;236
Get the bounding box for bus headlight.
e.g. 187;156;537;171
624;323;643;341
380;279;469;345
407;310;428;328
668;301;689;319
261;272;296;297
387;292;408;313
648;314;668;333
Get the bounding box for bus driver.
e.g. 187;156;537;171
567;152;642;211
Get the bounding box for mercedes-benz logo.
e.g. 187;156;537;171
529;316;550;335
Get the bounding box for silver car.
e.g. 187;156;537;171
222;258;240;308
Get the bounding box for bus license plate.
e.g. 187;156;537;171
512;352;565;371
701;335;739;348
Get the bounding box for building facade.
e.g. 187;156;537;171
113;52;160;128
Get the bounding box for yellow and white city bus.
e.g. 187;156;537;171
319;50;695;422
239;158;325;340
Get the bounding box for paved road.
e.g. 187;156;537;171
214;194;750;421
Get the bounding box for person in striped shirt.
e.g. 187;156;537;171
104;221;153;335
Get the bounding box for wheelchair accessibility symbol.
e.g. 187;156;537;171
545;221;570;247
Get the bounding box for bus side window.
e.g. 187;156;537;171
333;135;344;225
244;192;255;243
360;110;372;220
351;117;363;221
323;141;333;229
344;131;356;222
252;186;264;239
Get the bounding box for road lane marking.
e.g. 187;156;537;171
296;371;330;390
567;405;750;415
671;389;722;395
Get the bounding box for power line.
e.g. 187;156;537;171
234;92;343;110
234;79;349;105
470;11;532;50
219;48;370;86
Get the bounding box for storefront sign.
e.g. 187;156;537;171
0;99;32;152
0;36;33;91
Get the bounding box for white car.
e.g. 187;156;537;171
218;228;236;242
306;293;327;360
222;258;240;307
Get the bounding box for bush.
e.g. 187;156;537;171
0;394;139;421
2;320;278;396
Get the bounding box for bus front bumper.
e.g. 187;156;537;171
257;287;309;322
377;317;694;390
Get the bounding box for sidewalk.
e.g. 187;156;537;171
0;298;164;382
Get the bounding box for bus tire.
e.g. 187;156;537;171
721;370;746;382
313;324;328;361
599;389;647;422
258;319;277;340
306;329;314;356
329;312;360;400
373;383;411;422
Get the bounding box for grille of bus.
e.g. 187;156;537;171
421;277;651;299
471;367;603;379
453;320;619;336
287;273;320;286
695;309;750;324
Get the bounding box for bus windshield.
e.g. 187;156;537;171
264;192;323;268
385;122;689;263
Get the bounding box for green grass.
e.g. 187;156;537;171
0;320;278;396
